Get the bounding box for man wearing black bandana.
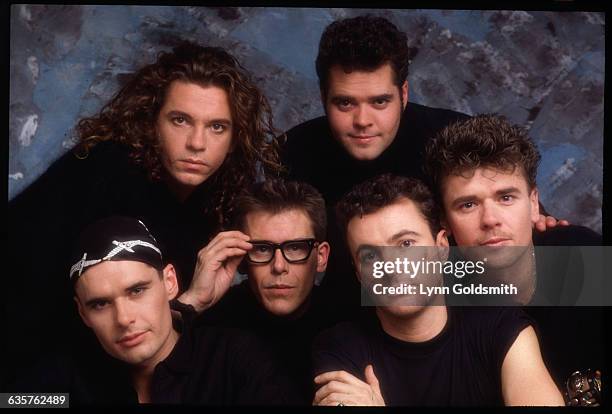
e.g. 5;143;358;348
13;216;298;405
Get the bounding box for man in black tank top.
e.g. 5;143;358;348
424;114;604;395
312;174;563;406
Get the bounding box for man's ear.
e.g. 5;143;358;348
530;187;540;224
401;80;409;110
316;241;331;273
162;264;179;300
440;214;452;237
74;295;92;328
435;228;450;261
435;228;449;247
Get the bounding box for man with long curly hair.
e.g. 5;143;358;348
5;41;282;388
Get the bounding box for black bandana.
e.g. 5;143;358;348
69;216;163;281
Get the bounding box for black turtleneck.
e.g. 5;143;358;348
199;282;336;404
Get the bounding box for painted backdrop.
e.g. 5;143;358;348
9;6;604;232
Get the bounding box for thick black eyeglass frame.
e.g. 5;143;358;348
246;238;319;264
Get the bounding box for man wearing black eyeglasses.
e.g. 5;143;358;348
178;178;332;404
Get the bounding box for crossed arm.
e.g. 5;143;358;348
313;325;564;407
313;364;385;406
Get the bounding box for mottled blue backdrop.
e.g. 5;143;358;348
9;6;604;232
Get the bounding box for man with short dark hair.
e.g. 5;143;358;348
423;114;603;392
187;178;332;402
284;15;465;204
282;15;562;321
14;216;296;405
283;15;469;320
312;174;564;406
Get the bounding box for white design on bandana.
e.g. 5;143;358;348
103;240;161;260
69;240;162;280
69;253;102;279
138;220;158;243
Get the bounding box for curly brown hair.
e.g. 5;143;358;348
75;41;283;228
316;15;409;97
424;114;541;200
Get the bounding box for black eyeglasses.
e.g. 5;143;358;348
247;238;318;264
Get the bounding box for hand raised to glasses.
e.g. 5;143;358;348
313;364;385;406
178;231;252;313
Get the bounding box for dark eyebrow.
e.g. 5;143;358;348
166;110;193;120
208;118;232;126
330;95;356;103
369;94;394;102
85;296;110;308
451;186;523;206
249;239;313;245
495;186;522;196
125;280;151;293
450;194;477;207
388;230;420;243
165;111;232;126
84;279;152;308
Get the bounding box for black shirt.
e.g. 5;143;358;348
282;103;469;323
312;307;533;406
200;283;336;404
527;225;604;388
4;141;218;387
13;302;298;405
283;102;468;206
529;225;602;305
447;225;605;388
